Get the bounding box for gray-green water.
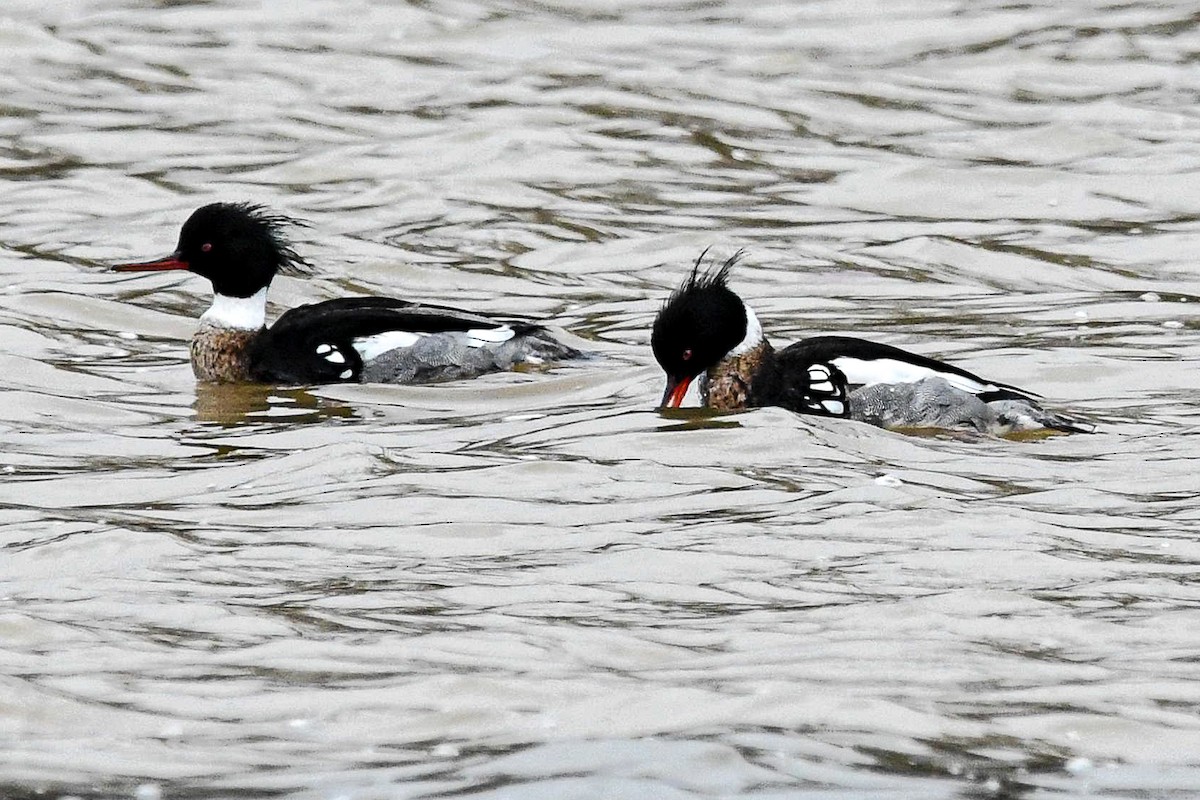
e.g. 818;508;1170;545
2;1;1199;797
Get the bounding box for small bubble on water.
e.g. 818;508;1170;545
1065;757;1093;774
983;776;1002;793
875;474;903;487
3;465;15;474
118;331;139;340
1162;320;1184;329
1139;292;1160;302
432;743;460;758
1073;310;1089;320
133;784;162;800
1047;198;1059;207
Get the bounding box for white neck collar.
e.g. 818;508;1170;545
729;303;763;356
199;288;268;330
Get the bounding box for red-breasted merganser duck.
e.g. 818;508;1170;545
113;202;579;384
651;254;1092;434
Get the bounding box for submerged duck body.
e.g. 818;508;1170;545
651;254;1091;435
114;203;577;384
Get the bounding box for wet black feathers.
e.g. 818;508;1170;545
177;202;312;297
248;297;513;383
667;248;742;305
784;336;1037;401
753;351;851;416
652;250;748;379
225;203;312;277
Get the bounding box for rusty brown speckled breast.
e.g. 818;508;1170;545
190;325;261;383
699;340;774;411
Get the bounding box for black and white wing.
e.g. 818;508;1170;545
767;350;851;416
790;336;1036;402
778;335;1091;433
248;297;520;384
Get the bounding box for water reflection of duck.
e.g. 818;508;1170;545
652;254;1092;435
114;203;580;385
192;383;357;426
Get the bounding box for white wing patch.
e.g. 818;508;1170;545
351;331;425;362
804;363;845;416
807;364;835;393
315;344;347;364
315;342;352;369
465;325;516;347
351;325;516;362
831;357;994;395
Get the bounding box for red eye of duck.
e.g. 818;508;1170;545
681;348;692;361
201;242;212;252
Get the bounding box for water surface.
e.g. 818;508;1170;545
2;1;1200;797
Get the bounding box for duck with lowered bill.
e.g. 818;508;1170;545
651;253;1092;434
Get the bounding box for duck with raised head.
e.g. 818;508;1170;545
113;203;580;384
651;254;1091;434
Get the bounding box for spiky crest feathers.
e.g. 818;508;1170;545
667;247;744;306
217;202;313;276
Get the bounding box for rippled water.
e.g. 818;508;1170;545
2;1;1200;798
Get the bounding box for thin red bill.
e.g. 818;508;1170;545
661;376;692;408
112;254;189;272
